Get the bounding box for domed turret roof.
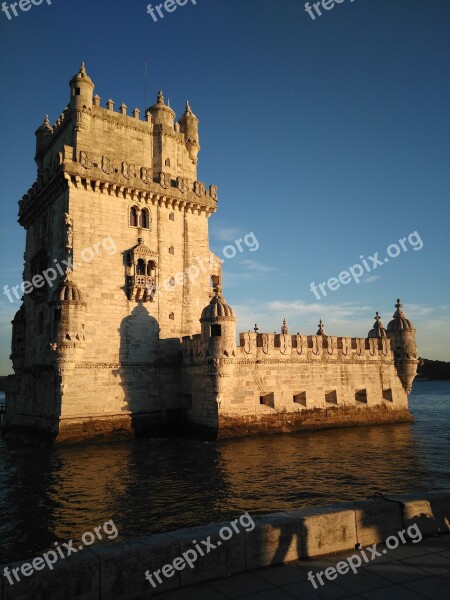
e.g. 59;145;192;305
148;90;175;116
201;290;236;321
36;115;53;135
179;100;198;122
52;276;83;303
70;63;94;88
368;312;387;338
387;299;414;331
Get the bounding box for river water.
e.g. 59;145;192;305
0;380;449;564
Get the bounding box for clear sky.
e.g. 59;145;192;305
0;0;449;373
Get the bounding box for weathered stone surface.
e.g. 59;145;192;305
393;489;450;535
352;497;404;546
90;534;179;600
2;549;99;600
245;512;300;569
167;522;246;587
286;503;358;557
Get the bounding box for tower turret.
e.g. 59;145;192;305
368;312;387;338
387;299;418;393
178;101;200;163
49;275;87;365
35;115;53;173
69;62;94;131
148;90;175;129
200;289;237;357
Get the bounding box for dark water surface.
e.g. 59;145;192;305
1;380;449;564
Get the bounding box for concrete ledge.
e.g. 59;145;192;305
166;521;246;586
245;512;299;569
2;550;99;600
1;490;449;599
90;534;179;600
286;503;358;557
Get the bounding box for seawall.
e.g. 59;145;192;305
1;489;449;599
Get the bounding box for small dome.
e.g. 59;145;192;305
179;100;198;122
368;312;387;338
70;62;94;88
201;291;236;321
147;90;175;117
387;299;413;331
36;115;53;135
53;277;83;303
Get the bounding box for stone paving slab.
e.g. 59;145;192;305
153;534;450;600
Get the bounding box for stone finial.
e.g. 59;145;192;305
106;99;114;111
281;319;288;335
394;299;406;318
38;115;52;133
80;62;86;74
157;90;165;104
317;319;326;336
133;108;140;119
145;110;152;123
120;103;127;115
212;285;222;298
254;324;259;333
93;94;101;107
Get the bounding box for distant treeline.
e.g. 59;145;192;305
417;358;450;380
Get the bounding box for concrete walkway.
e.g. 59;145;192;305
153;534;450;600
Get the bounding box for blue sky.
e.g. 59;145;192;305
0;0;449;372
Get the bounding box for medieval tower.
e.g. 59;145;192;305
4;65;418;443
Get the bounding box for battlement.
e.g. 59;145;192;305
19;144;218;227
238;332;394;361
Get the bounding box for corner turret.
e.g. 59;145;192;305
49;275;87;364
35;115;53;172
178;100;200;164
200;289;236;357
69;62;94;131
387;299;418;393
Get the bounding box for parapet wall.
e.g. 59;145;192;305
239;332;394;361
2;490;449;600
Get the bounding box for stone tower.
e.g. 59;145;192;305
387;299;418;394
5;64;222;442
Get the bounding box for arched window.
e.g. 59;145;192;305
136;259;146;275
165;158;171;167
140;208;150;229
130;206;139;227
147;261;156;276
